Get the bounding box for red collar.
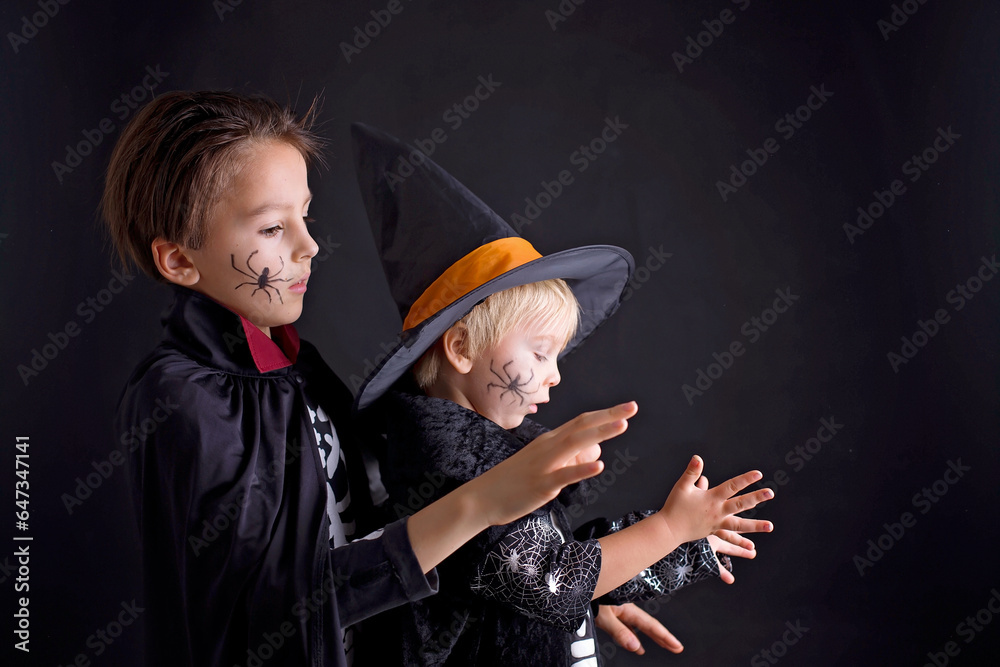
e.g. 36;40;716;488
238;315;300;372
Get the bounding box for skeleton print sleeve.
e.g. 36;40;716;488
468;509;602;632
589;510;731;605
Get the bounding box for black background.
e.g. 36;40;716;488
2;1;998;665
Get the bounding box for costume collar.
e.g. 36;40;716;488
383;389;586;505
384;390;534;481
163;286;299;374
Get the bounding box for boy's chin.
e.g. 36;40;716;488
501;415;527;431
239;304;304;330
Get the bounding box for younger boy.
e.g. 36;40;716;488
101;91;638;667
350;123;774;665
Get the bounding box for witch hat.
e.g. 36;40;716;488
351;122;634;411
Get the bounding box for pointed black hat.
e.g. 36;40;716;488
351;122;634;410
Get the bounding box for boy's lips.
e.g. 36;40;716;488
528;400;548;414
287;272;310;294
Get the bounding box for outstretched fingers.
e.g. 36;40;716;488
719;469;765;497
679;455;705;484
722;515;774;536
710;531;757;559
721;486;774;516
549;460;605;489
545;401;638;462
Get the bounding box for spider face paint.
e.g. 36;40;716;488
180;140;318;337
461;326;563;429
232;251;292;304
486;359;538;406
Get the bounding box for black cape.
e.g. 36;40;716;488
117;287;437;666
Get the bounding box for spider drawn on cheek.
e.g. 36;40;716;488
231;251;291;304
486;359;537;406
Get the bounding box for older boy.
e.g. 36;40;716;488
102;90;637;667
350;123;774;665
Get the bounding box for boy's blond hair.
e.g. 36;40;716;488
413;278;580;390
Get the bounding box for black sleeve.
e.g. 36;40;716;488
575;510;731;605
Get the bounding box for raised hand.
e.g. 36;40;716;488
659;455;773;550
475;401;639;527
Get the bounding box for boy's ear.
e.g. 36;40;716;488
151;237;200;286
440;322;474;374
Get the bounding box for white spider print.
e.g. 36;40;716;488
545;569;562;594
502;546;522;572
672;562;694;586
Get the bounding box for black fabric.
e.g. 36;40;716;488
117;286;435;667
351;122;521;324
356;390;722;666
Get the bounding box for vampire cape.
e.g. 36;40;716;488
116;286;437;667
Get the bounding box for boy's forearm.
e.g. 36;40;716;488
406;482;489;573
593;511;681;598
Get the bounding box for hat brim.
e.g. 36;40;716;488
355;244;634;411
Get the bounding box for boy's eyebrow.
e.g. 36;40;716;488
246;191;313;217
532;334;559;348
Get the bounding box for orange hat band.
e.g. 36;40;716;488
403;237;543;330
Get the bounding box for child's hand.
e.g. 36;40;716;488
408;402;638;573
474;401;639;527
657;455;773;550
596;603;683;655
698;475;758;584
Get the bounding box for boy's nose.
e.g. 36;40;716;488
296;226;319;261
545;364;561;387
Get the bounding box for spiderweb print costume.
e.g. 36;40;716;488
368;391;728;666
472;511;602;665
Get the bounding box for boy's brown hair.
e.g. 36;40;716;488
101;90;324;280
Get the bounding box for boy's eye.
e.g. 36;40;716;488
260;225;282;238
304;216;315;223
534;353;547;362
